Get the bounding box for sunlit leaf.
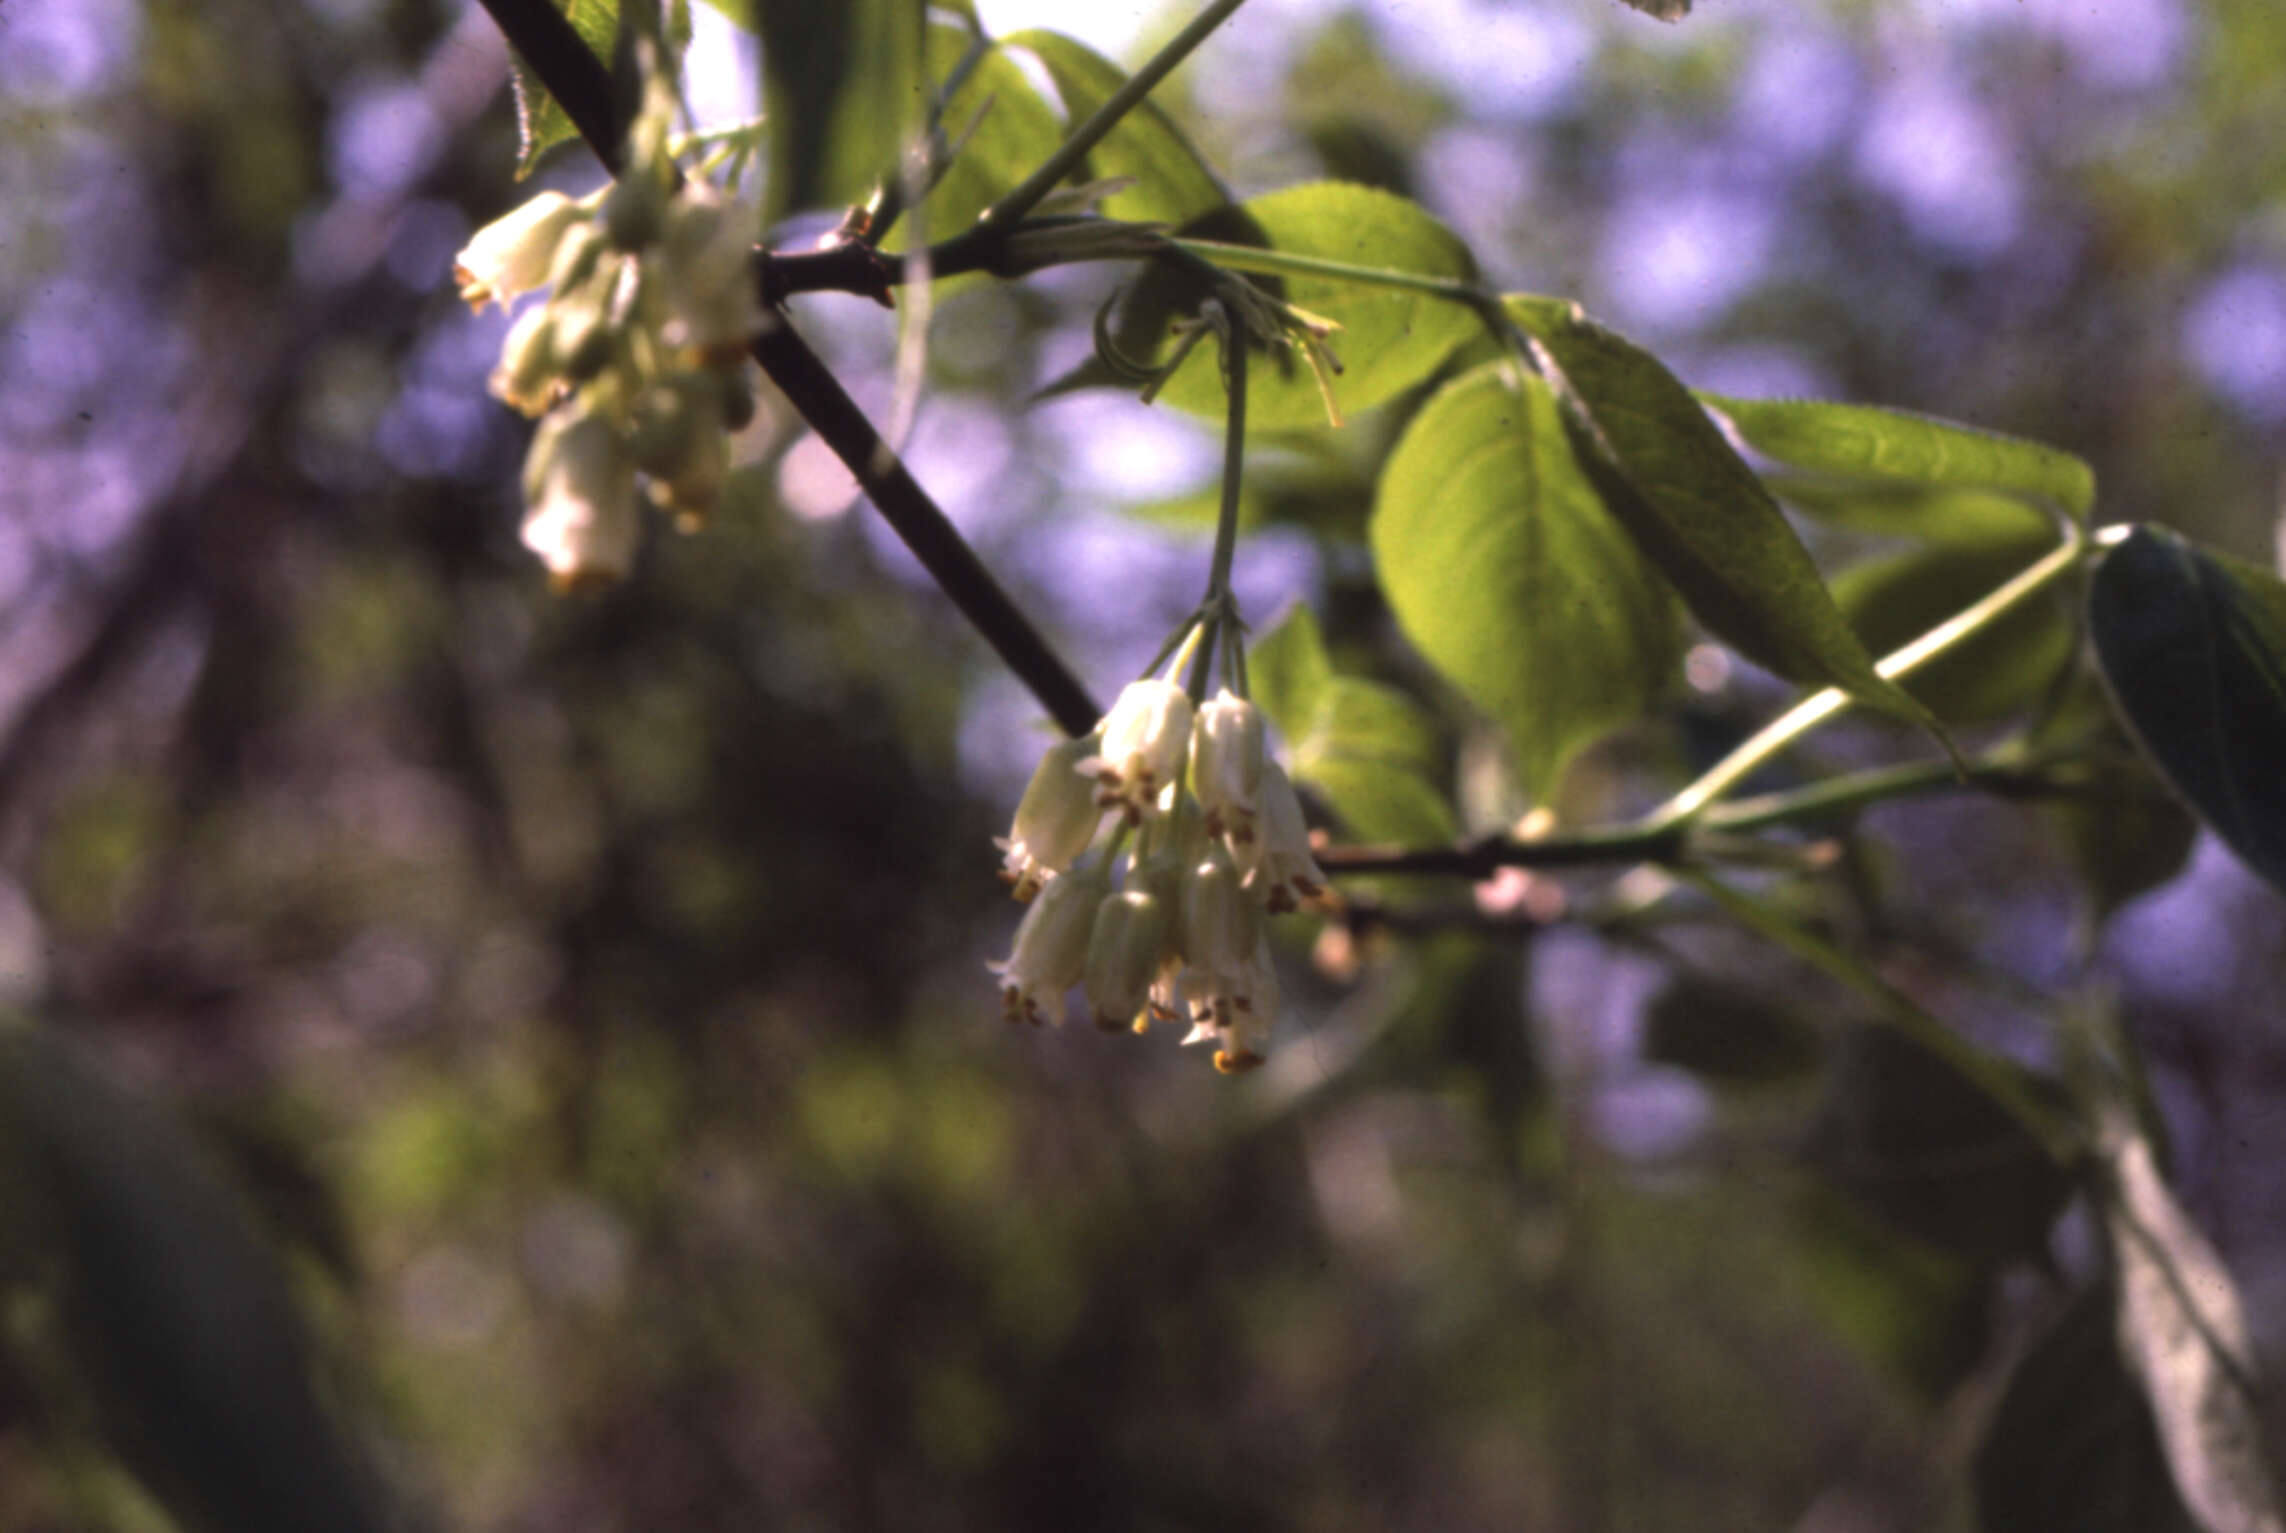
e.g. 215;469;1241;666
1120;182;1482;432
2100;1112;2286;1533
1706;396;2096;526
1371;362;1681;802
1249;605;1454;842
1833;525;2074;722
753;0;926;225
2089;525;2286;897
886;27;1066;245
1764;481;2056;546
1506;298;1943;736
1005;29;1229;227
507;0;655;178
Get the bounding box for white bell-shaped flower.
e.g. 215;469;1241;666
990;862;1104;1026
1190;689;1265;842
1081;679;1194;821
1181;933;1278;1073
1179;845;1262;987
996;735;1106;900
658;186;764;355
455;191;586;311
1236;761;1328;913
520;406;640;590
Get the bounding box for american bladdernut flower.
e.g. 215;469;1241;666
1082;679;1194;820
519;405;639;590
1191;688;1266;842
1237;761;1328;914
997;735;1106;900
455;191;586;312
990;862;1105;1026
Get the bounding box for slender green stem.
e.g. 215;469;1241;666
1186;324;1247;701
1640;526;2093;833
1170;238;1488;303
1700;752;2092;835
1681;871;2081;1165
980;0;1252;229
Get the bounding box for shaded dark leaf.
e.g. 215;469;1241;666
2089;525;2286;897
1641;977;1822;1086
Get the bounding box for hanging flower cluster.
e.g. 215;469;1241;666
991;639;1328;1074
452;84;762;589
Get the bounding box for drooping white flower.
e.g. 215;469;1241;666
990;862;1104;1026
1190;689;1265;842
1236;761;1328;913
519;406;640;590
455;191;586;311
1181;933;1278;1074
1081;679;1194;821
996;735;1106;900
489;306;563;417
1084;886;1169;1033
657;186;764;355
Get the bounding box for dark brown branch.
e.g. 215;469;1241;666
471;0;1101;734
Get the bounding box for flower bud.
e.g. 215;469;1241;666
1190;689;1265;841
990;862;1103;1026
454;191;584;311
1179;846;1261;984
1081;680;1194;821
1084;888;1167;1032
489;305;562;417
997;735;1106;900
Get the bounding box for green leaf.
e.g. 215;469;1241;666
0;1029;386;1533
1640;977;1822;1086
1149;183;1481;431
1615;0;1693;17
1004;29;1228;227
1506;298;1943;736
754;0;926;225
1249;605;1455;842
1247;603;1334;743
887;28;1066;244
1976;1288;2198;1533
2100;1114;2286;1533
1370;362;1682;802
1832;526;2074;722
2089;525;2286;897
508;0;646;179
1806;1026;2073;1268
1763;481;2056;546
1705;395;2096;526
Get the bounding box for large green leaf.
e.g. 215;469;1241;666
1763;481;2056;546
753;0;926;225
1370;363;1681;802
1249;605;1455;842
1832;526;2074;722
1004;29;1228;227
1507;298;1940;734
2089;525;2286;897
1705;396;2096;526
1110;183;1482;433
2033;675;2201;926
